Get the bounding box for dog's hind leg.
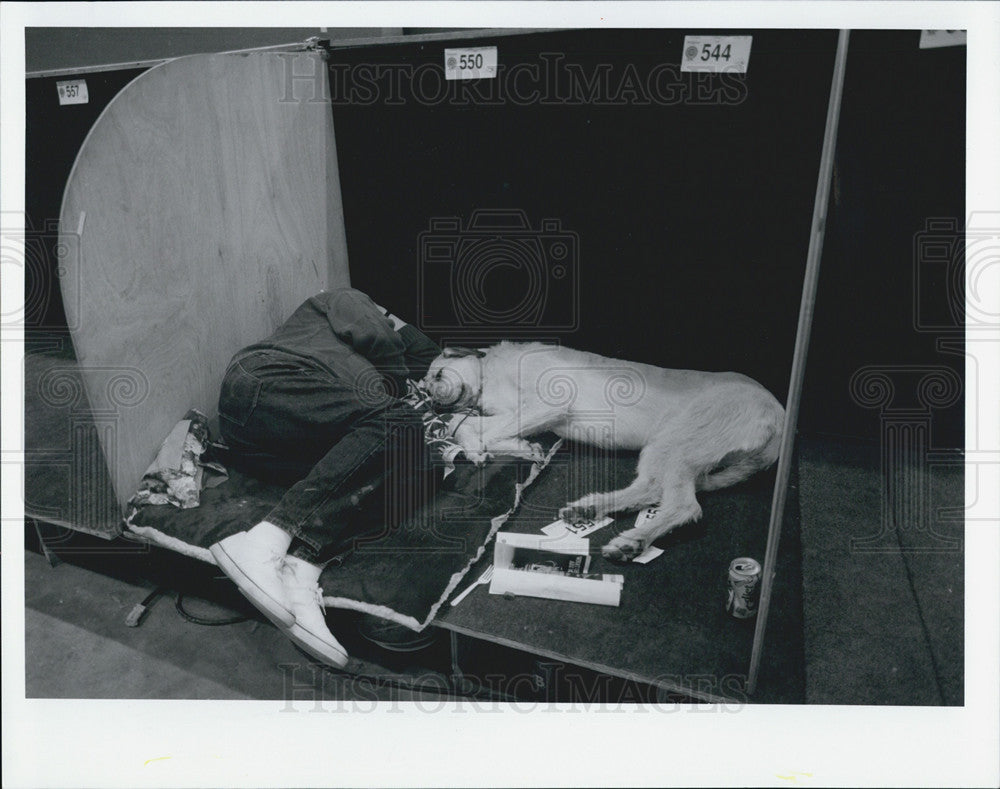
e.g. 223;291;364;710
558;444;666;522
601;472;701;562
691;386;784;493
698;452;769;491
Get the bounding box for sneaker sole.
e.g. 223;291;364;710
358;630;437;652
209;542;296;629
284;622;349;669
360;637;436;653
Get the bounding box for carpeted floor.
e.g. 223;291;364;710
438;442;805;704
21;350;964;704
22;434;965;705
798;437;963;705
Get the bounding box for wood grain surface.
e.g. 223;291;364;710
59;51;349;512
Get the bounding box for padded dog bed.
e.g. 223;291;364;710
126;436;562;631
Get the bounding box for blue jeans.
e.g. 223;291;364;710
218;349;433;563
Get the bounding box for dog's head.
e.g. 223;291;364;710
423;346;486;410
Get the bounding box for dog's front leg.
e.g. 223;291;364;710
475;408;565;441
601;475;702;562
507;403;567;439
453;411;560;464
479;435;546;461
451;414;544;465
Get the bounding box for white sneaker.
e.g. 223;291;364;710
209;531;295;629
281;557;349;669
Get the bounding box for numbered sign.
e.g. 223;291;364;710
56;79;89;105
541;516;613;539
444;46;498;81
681;35;752;74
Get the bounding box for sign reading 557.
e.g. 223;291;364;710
56;79;89;105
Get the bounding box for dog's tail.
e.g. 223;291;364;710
681;384;785;492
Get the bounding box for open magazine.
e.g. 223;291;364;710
489;532;624;607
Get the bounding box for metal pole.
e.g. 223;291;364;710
746;30;851;695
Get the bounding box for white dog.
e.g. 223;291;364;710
424;342;784;561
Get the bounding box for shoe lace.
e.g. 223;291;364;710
284;568;325;608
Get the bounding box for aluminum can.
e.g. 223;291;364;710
726;557;761;619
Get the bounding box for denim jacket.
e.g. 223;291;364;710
235;288;440;396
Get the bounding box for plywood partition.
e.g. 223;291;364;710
59;51;349;512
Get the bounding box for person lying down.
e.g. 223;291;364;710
209;288;534;669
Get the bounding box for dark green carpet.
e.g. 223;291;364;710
23;347;120;538
798;437;963;705
437;441;806;704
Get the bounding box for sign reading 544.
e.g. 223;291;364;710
681;36;753;74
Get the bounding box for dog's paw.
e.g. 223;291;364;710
601;534;645;562
559;503;598;523
509;442;545;461
464;449;491;467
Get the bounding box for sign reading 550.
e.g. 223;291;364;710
444;46;498;81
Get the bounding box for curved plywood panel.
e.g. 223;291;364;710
59;51;349;511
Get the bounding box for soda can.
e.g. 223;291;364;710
726;557;761;619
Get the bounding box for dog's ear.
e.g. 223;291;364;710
442;346;486;359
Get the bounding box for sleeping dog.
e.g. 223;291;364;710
424;342;784;561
